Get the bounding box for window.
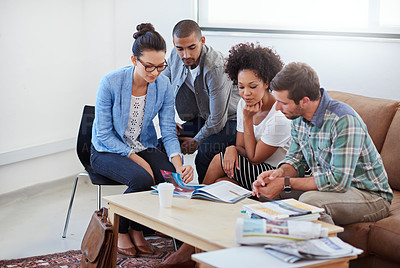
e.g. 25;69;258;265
198;0;400;37
380;0;400;27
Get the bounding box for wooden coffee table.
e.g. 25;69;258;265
103;191;344;267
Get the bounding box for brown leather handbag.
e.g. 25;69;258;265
80;207;115;268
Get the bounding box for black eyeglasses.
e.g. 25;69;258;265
137;58;168;72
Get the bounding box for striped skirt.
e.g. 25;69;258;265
220;153;275;191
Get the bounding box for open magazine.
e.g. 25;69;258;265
243;198;324;221
264;237;363;263
151;170;252;203
235;218;328;245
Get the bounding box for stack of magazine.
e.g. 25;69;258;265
235;218;328;245
242;198;324;221
151;170;252;204
237;199;362;263
264;237;363;263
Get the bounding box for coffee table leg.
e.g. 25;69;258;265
108;206;119;268
195;247;204;254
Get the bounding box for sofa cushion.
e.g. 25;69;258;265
380;109;400;190
350;255;400;268
368;191;400;263
338;222;373;257
388;190;400;215
328;91;398;152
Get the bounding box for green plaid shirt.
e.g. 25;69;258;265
281;89;393;202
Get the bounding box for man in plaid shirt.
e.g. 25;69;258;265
252;62;392;225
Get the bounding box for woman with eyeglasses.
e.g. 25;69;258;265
90;23;193;257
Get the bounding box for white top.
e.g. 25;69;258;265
236;99;292;167
184;65;200;93
124;94;147;155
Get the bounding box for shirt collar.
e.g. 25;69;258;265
307;88;331;128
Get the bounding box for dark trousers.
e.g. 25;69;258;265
179;118;237;183
90;146;175;233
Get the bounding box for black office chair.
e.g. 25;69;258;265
62;105;122;238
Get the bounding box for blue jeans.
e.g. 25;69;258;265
194;119;237;183
90;146;175;233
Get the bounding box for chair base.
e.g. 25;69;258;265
62;171;120;238
62;172;87;238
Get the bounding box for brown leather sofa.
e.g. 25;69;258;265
328;91;400;268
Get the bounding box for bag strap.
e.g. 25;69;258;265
96;207;112;227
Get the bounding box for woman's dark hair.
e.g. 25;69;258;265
225;43;283;86
132;23;166;57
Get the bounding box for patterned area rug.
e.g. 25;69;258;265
0;237;174;268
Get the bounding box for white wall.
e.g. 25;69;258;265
0;0;115;153
1;0;399;195
0;0;194;195
204;32;400;100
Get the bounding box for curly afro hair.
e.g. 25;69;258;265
225;43;283;86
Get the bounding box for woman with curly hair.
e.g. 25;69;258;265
203;43;292;191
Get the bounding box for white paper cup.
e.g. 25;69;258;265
157;182;175;208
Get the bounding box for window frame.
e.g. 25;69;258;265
196;0;400;39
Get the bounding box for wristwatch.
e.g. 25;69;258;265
283;176;292;193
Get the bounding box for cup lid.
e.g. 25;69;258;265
157;182;175;190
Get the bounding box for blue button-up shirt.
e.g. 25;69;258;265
281;89;393;202
92;66;181;158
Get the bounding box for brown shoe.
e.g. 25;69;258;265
128;229;155;254
135;244;155;254
117;246;137;257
